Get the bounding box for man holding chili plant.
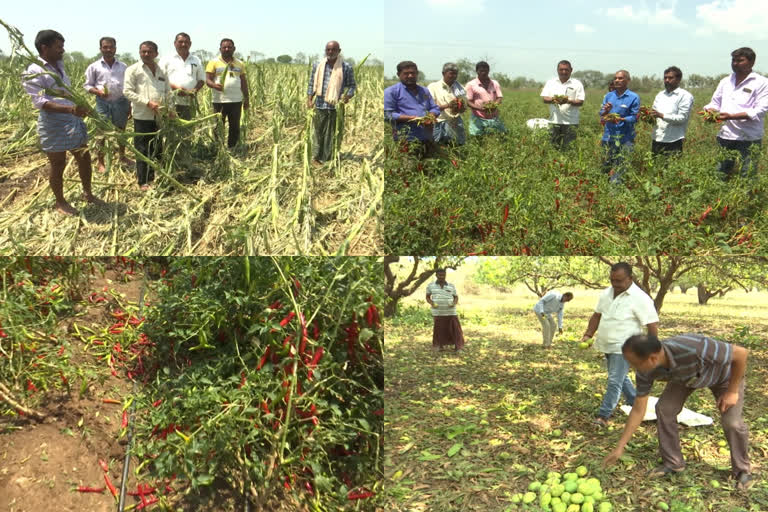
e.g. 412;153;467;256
581;262;658;427
22;29;103;215
384;61;440;156
84;36;132;172
650;66;693;156
307;40;357;167
533;290;573;348
427;62;467;146
465;61;507;136
426;269;464;352
599;70;639;183
703;47;768;180
604;333;753;490
540;60;585;149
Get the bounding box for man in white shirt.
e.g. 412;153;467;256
703;47;768;179
427;63;467;146
533;290;573;347
581;262;659;426
540;60;585;149
650;66;694;156
159;32;204;120
123;41;171;190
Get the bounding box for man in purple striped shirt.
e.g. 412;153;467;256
603;333;752;489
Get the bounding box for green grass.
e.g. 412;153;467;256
384;87;767;255
382;267;768;511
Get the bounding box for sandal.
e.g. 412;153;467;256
594;417;609;428
647;465;684;478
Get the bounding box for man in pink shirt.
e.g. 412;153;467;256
703;47;768;179
465;61;507;136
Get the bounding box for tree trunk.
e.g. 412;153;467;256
678;285;689;294
697;284;714;305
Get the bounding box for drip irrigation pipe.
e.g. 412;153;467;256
117;276;145;512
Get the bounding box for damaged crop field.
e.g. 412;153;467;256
0;257;383;511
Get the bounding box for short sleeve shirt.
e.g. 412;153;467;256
426;281;458;317
595;282;658;354
540;77;585;125
205;57;245;103
465;78;503;120
635;334;734;396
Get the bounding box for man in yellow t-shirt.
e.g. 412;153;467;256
205;38;249;148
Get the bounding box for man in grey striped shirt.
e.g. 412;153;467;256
603;333;752;489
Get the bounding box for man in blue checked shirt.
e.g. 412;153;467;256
307;40;357;167
600;70;640;183
533;290;573;347
384;61;441;157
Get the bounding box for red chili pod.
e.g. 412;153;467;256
121;410;129;429
104;473;118;497
77;486;106;493
279;312;296;327
98;459;109;472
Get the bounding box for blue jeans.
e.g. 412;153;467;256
598;353;636;419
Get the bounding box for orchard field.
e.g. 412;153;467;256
384;87;767;255
0;257;383;511
382;264;768;512
0;21;383;256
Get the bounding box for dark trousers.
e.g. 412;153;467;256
652;139;683;155
550;124;576;149
175;105;192;121
213;102;242;148
134;119;161;186
312;108;337;162
716;137;761;179
656;379;749;476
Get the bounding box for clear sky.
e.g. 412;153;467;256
0;1;383;62
384;0;768;81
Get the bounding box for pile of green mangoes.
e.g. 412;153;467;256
510;465;612;512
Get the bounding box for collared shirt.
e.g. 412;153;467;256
205;56;246;103
651;87;694;143
600;89;640;145
427;79;466;122
159;53;204;106
703;72;768;141
426;280;458;317
84;57;128;102
123;61;171;121
383;81;441;141
635;334;734;396
465;78;503;120
533;290;565;329
307;60;356;110
540;77;586;125
594;282;658;354
22;59;75;110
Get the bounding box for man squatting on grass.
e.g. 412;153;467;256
384;61;441;157
159;32;205;121
703;47;768;180
307;40;357;166
533;290;573;348
603;333;753;490
84;36;132;172
649;66;693;156
22;30;103;216
540;60;585;150
205;38;249;149
123;40;171;190
581;262;659;427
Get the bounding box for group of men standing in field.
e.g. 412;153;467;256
22;30;356;214
385;47;768;182
530;262;753;489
